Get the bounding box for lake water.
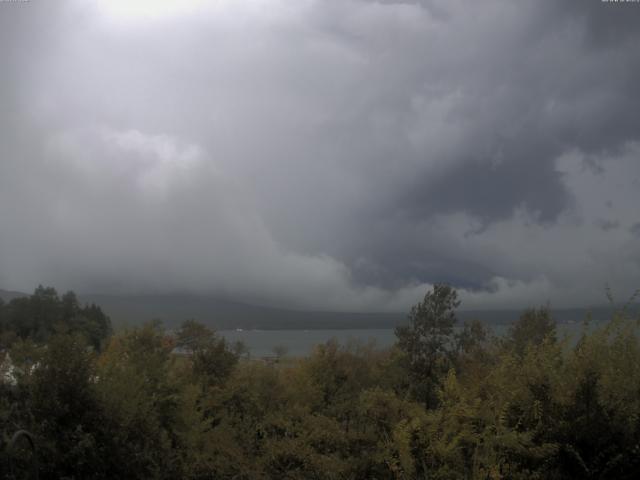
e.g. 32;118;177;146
219;329;396;357
218;322;597;357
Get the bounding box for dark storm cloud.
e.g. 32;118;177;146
396;0;640;224
295;0;640;289
0;0;639;310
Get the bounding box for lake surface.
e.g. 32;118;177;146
219;329;396;357
218;322;598;357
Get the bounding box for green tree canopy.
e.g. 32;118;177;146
0;286;111;350
395;283;460;408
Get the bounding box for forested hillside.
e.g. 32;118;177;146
2;289;626;331
2;285;640;479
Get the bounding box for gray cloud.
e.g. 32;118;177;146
0;0;639;311
595;219;619;232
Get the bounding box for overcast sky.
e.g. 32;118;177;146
1;0;639;311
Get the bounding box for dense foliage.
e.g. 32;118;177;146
0;286;111;350
2;285;640;478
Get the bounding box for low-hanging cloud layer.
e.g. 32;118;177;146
1;0;639;311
